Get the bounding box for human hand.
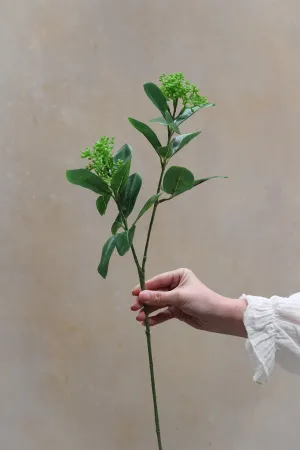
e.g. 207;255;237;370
131;268;247;338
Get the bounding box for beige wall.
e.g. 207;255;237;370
1;0;300;449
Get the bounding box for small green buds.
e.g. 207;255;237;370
81;136;122;184
159;72;208;109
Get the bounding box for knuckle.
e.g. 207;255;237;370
152;291;161;305
181;267;194;279
177;267;193;279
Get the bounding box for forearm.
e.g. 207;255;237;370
217;296;248;338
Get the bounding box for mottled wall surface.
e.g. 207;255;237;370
1;0;300;449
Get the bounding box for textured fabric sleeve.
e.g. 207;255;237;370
241;293;300;383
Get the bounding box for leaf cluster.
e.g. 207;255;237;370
66;74;226;278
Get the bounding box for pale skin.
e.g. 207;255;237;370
131;268;247;338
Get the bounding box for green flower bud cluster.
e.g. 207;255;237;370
159;72;208;109
81;136;121;184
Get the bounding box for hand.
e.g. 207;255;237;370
131;268;247;338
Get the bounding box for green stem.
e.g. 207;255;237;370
138;163;166;450
173;99;178;118
117;201;163;450
116;202;143;277
139;271;163;450
142;165;165;271
116;138;169;450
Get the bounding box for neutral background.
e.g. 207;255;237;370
1;1;300;449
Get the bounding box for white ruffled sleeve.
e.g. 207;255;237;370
242;293;300;383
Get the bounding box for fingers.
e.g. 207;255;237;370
137;289;179;308
131;299;143;311
130;287;169;311
132;269;183;296
136;305;161;321
142;309;174;327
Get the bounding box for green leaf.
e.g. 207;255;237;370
98;235;117;279
150;116;168;126
120;173;142;217
96;194;110;216
170;132;201;156
144;82;168;117
113;143;132;164
163;166;194;196
169;122;180;134
111;213;123;235
66;169;110;195
128;224;136;244
116;226;136;256
157;145;171;159
150;112;180;134
128;118;161;153
165;111;180;134
111;160;131;194
194;176;228;186
116;232;129;256
175;104;215;125
134;193;162;224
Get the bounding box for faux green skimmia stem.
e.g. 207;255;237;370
139;163;166;450
66;72;227;449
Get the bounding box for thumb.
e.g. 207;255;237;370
138;289;179;308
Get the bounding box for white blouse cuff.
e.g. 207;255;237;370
241;294;277;383
241;293;300;383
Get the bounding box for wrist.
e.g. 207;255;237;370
218;295;248;338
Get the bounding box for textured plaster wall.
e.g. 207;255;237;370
1;1;300;449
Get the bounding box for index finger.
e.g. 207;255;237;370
131;269;182;296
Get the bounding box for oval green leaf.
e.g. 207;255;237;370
162;166;194;196
96;194;110;216
120;173;142;217
113;143;132;164
116;226;136;256
98;235;117;279
144;82;168;117
134;193;162;224
116;231;129;256
170;132;201;156
111;160;131;195
157;145;171;159
66;169;110;195
128;118;161;153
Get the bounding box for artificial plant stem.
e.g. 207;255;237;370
116;203;142;276
142;164;166;271
131;245;143;277
138;162;166;450
117;155;168;450
117;200;163;450
173;99;178;117
139;271;163;450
